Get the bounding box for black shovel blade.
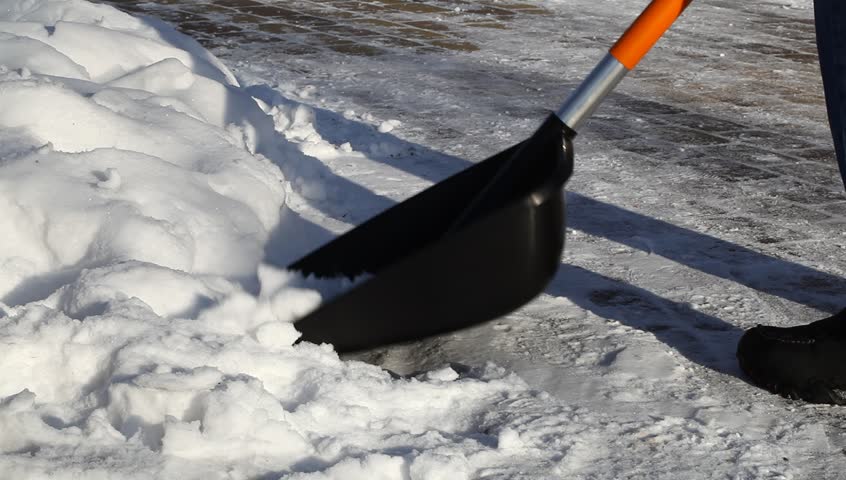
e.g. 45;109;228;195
290;113;574;353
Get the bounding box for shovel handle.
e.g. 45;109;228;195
556;0;693;131
611;0;694;69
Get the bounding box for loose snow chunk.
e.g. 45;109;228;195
424;366;460;382
285;454;406;480
0;32;89;79
497;428;524;450
410;451;471;480
377;119;402;133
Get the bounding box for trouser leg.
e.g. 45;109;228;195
815;0;846;189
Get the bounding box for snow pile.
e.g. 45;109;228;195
0;0;284;297
0;1;567;478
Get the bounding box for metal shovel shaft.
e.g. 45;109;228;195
557;0;693;132
556;53;628;132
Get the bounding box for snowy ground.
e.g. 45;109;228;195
2;0;846;478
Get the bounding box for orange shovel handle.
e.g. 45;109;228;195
610;0;693;70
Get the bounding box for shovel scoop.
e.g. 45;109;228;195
290;0;694;353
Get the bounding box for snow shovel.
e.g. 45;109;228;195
291;0;694;353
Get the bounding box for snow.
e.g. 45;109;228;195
0;1;582;478
1;0;844;478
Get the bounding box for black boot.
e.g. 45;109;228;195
736;308;846;404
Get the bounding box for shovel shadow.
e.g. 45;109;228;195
547;263;745;376
565;192;846;315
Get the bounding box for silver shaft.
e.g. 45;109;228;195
556;53;629;132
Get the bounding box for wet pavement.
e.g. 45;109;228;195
111;0;550;54
106;0;845;243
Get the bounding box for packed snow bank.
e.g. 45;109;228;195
0;1;568;478
0;0;285;298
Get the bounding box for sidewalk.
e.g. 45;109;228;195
110;0;844;238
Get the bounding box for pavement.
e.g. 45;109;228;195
108;0;845;243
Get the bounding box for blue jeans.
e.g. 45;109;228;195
815;0;846;188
